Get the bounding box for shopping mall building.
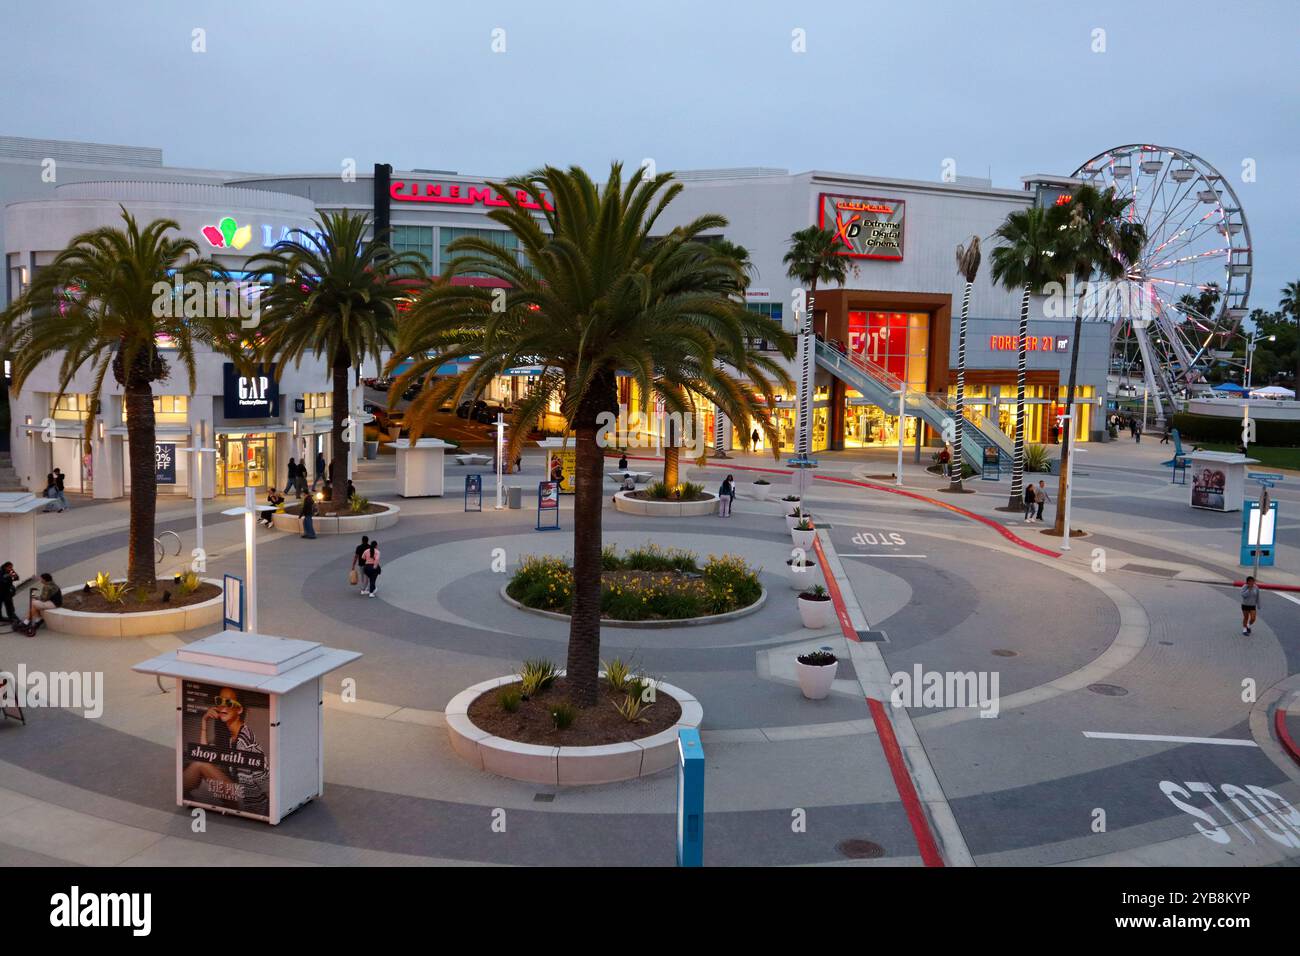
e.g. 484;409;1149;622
3;136;1109;498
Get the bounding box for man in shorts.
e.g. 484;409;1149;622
1241;576;1260;636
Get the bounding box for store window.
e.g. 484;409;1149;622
744;303;785;349
847;311;929;387
391;226;434;274
439;227;525;277
52;393;95;420
119;395;188;423
303;392;333;417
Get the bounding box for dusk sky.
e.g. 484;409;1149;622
6;0;1296;304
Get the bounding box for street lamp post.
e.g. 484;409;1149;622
895;388;905;487
1245;330;1276;390
179;420;216;572
495;412;506;510
221;486;273;633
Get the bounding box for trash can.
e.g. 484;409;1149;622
364;440;379;460
507;485;523;509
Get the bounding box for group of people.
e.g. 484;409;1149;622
283;454;332;499
0;563;62;633
1021;479;1052;523
41;469;70;512
1106;413;1145;443
349;535;382;596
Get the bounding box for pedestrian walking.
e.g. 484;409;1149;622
295;459;309;497
1160;423;1171;445
351;535;370;590
361;539;381;597
0;562;19;624
53;468;70;510
284;457;298;494
1022;482;1037;523
1240;576;1260;636
1035;479;1050;522
718;474;736;517
300;492;317;539
751;427;760;450
1133;418;1142;443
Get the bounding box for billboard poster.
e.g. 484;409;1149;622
155;442;177;485
819;194;905;260
538;480;559;509
1191;468;1226;511
180;680;272;820
547;448;577;494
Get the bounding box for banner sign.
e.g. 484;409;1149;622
536;480;560;530
223;574;244;631
156;443;177;485
818;194;905;261
180;680;272;821
465;474;483;512
548;448;577;494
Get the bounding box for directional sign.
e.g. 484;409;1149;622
1248;472;1285;482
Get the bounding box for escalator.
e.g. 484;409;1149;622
814;340;1014;473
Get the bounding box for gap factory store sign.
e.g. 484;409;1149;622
222;363;280;419
819;194;905;261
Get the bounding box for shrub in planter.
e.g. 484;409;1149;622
797;584;834;629
785;510;805;530
791;518;816;551
786;556;818;590
1023;443;1052;473
795;643;838;698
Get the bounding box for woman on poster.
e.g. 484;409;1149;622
182;686;270;817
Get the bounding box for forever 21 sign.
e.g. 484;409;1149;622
222;363;280;419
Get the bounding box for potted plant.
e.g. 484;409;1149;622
795;644;838;697
785;509;805;531
752;478;772;501
786;555;819;590
797;585;834;629
781;494;801;504
791;517;816;551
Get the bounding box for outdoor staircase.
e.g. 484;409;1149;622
813;340;1014;473
0;452;26;492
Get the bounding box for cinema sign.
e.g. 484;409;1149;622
819;194;905;261
391;180;554;211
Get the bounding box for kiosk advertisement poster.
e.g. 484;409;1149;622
180;680;272;821
537;480;560;530
465;474;483;512
548;448;577;494
1192;467;1227;511
155;443;177;485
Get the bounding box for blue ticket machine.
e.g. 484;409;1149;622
676;728;704;867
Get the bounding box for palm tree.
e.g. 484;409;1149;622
0;208;238;589
1051;186;1144;535
989;205;1069;509
950;236;981;491
390;163;791;706
244;210;427;508
1280;280;1300;385
706;239;757;459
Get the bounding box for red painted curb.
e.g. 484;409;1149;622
810;534;946;867
1233;582;1300;592
1275;709;1300;767
619;453;1061;558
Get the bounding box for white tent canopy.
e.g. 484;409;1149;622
1249;386;1295;398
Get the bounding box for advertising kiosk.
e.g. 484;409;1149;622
394;437;455;497
0;492;49;582
1187;451;1258;513
133;630;361;825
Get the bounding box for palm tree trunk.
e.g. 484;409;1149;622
1008;284;1030;509
950;280;972;491
663;445;679;487
330;357;349;507
567;374;615;707
124;382;158;590
1053;295;1086;533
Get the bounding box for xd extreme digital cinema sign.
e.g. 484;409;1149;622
819;194;905;261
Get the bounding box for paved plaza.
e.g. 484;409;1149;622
1;438;1298;867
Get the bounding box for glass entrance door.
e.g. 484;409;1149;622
218;436;272;494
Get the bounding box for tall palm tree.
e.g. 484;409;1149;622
1051;186;1144;535
0;208;238;589
950;236;981;491
707;239;757;459
1280;280;1300;385
990;205;1069;509
784;226;857;455
390;163;791;706
244;210;427;508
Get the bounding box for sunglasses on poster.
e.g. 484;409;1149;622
212;695;243;710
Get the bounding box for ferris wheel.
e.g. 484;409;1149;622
1071;145;1252;420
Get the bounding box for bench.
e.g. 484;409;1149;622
607;471;654;485
454;453;494;466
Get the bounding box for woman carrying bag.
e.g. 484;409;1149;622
361;539;381;597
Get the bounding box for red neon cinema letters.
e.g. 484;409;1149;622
391;180;554;211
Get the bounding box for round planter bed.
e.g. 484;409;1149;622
446;675;702;785
613;490;718;517
500;583;766;628
270;501;400;535
44;578;225;637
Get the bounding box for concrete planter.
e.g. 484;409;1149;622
751;482;772;501
271;501;400;535
784;512;805;530
445;675;703;785
44;578;225;637
795;657;838;698
797;595;834;630
501;584;766;628
786;558;819;591
791;527;817;551
613;491;718;517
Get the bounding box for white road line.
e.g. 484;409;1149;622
838;554;928;558
1082;731;1259;747
1273;591;1300;607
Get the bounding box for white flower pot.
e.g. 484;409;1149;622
795;655;838;697
786;558;819;590
752;482;771;501
785;512;804;530
791;527;816;551
780;496;801;509
797;596;834;630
